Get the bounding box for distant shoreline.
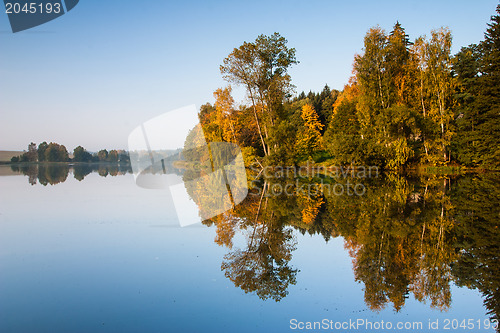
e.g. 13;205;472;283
4;161;131;166
2;160;497;176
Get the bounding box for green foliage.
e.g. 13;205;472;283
452;5;500;169
37;141;48;162
221;32;298;158
202;9;499;170
267;119;299;165
324;98;363;165
45;142;69;162
73;146;93;163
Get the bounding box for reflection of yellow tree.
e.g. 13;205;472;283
297;191;324;225
213;211;238;249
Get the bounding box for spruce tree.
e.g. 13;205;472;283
476;5;500;168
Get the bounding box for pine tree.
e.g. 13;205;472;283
475;5;500;168
453;5;500;168
386;22;414;106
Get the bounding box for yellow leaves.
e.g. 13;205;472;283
214;86;235;118
214;212;237;249
332;77;360;116
301;104;323;131
298;191;324;225
212;86;238;143
297;104;323;157
296;181;326;226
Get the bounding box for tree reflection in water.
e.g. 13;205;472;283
203;182;299;302
199;171;499;327
12;163;132;184
9;164;500;327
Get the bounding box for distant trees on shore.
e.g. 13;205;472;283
11;142;130;164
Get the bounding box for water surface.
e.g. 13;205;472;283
0;165;498;332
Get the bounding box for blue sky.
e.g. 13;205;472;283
0;0;498;151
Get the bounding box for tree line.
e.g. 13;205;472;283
194;5;500;170
11;142;130;164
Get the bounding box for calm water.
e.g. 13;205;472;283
0;165;499;333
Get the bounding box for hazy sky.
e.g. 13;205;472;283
1;0;498;152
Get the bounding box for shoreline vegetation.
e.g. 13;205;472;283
3;151;496;176
4;6;500;175
5;142;131;166
188;6;500;173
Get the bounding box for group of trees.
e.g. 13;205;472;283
327;11;499;170
12;142;69;163
11;142;130;164
194;5;500;170
73;146;128;163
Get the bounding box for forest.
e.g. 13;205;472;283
195;5;500;171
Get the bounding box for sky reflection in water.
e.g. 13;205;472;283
0;165;497;333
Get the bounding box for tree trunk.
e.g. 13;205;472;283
248;86;268;156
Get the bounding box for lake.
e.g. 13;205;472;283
0;164;499;332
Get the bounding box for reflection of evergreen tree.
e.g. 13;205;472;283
451;174;500;326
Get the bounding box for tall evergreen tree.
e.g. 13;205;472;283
453;5;500;168
475;5;500;168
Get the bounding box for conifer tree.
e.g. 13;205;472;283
296;104;324;159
